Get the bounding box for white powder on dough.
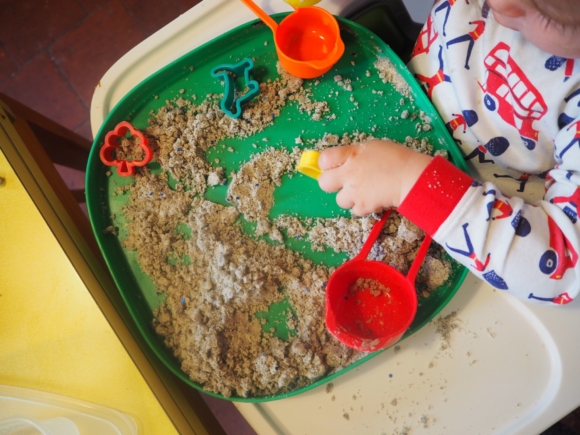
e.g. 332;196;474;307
374;57;413;98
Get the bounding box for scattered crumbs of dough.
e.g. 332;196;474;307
433;311;460;349
374;57;413;99
350;278;390;297
103;225;117;235
486;327;497;339
127;67;373;398
117;61;455;399
326;383;334;393
343;413;350;421
334;74;353;92
422;256;451;291
227;147;300;237
111;136;145;162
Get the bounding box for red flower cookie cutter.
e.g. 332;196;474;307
99;121;153;176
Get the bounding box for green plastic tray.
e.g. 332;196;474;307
86;14;468;402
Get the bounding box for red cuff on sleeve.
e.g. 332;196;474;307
398;155;473;236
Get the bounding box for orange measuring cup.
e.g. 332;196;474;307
325;210;432;352
241;0;345;78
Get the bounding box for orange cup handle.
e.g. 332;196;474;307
240;0;278;33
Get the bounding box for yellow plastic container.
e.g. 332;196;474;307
296;150;322;179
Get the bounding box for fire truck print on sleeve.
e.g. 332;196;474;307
478;42;548;150
404;0;580;304
412;14;438;58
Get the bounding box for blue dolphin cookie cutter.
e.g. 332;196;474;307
211;58;260;119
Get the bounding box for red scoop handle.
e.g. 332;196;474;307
354;210;393;262
407;233;432;283
353;209;432;284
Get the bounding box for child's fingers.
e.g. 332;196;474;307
352;203;383;217
336;188;355;210
318;145;356;170
318;170;344;193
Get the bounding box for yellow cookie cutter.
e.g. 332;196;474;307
296;150;322;180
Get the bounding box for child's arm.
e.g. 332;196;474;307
334;0;580;304
318;130;580;305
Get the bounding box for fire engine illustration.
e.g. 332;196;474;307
538;216;578;280
446;223;509;289
479;42;548;150
412;13;438;58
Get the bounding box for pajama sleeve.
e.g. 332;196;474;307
398;113;580;305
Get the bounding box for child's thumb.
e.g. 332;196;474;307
318;145;355;170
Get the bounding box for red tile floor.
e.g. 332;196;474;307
1;1;578;434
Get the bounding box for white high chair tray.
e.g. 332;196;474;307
90;1;580;433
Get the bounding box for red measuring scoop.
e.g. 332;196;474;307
325;210;432;352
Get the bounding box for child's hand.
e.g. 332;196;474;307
317;140;432;216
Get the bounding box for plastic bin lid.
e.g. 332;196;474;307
0;416;79;435
0;385;138;435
